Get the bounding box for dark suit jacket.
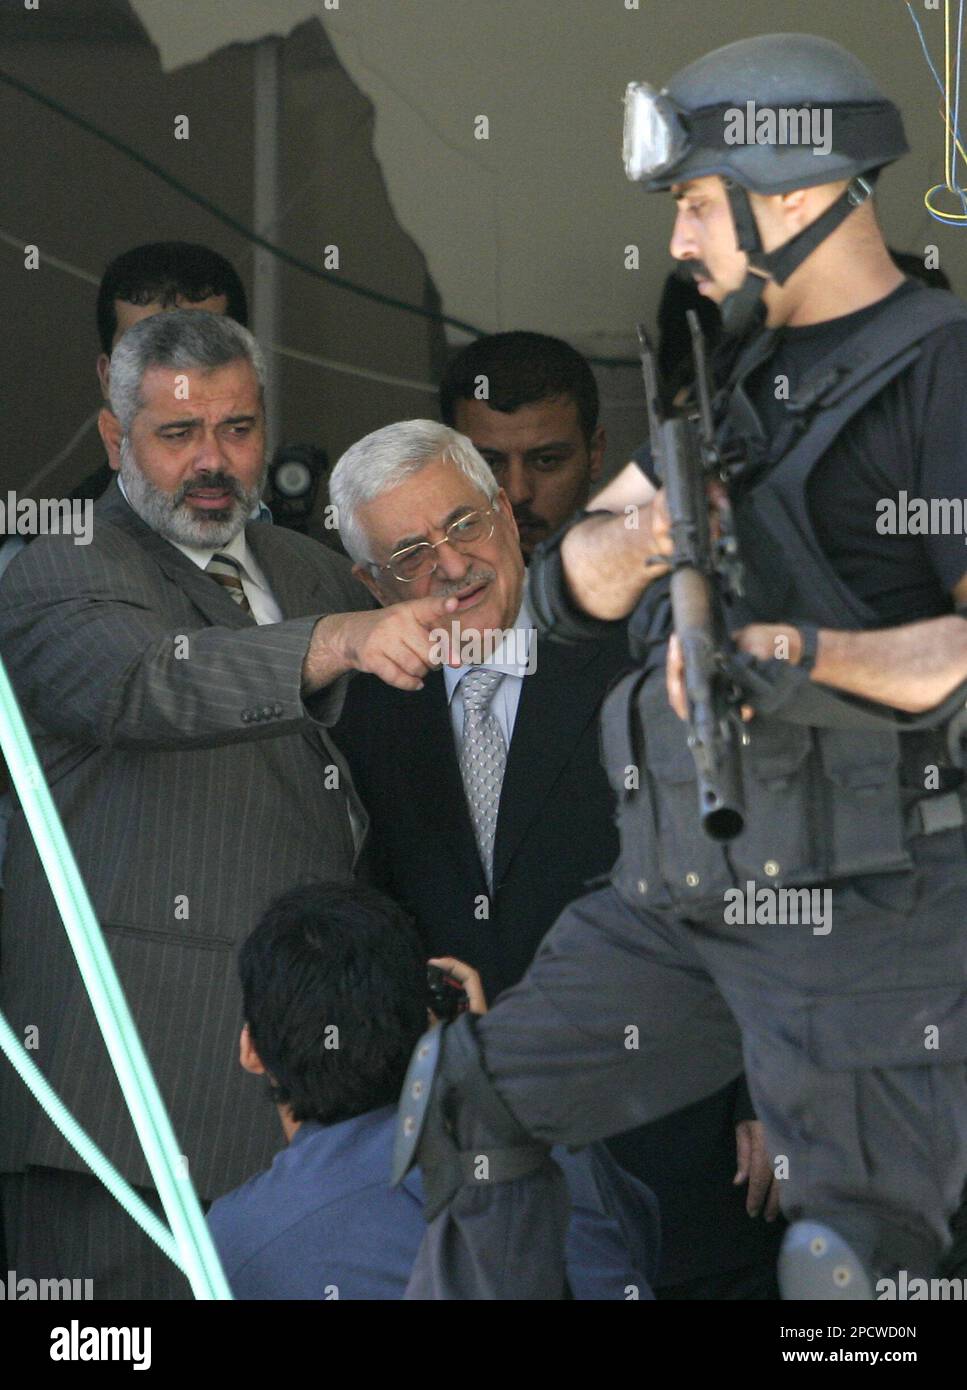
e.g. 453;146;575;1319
334;623;783;1287
335;628;631;1000
0;481;373;1199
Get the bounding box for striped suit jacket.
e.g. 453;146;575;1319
0;480;372;1199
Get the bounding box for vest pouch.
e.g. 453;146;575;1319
731;716;823;886
637;671;733;902
598;670;644;804
818;728;912;878
599;671;666;909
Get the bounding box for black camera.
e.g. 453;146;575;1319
426;965;469;1023
266;444;328;533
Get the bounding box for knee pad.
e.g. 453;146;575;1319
391;1013;550;1220
779;1220;874;1300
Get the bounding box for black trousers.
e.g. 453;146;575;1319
408;825;967;1297
1;1167;193;1300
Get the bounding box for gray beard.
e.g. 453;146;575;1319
119;438;266;549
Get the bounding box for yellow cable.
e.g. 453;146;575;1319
945;0;952;190
926;1;966;223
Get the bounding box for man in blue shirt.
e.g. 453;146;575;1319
208;881;660;1299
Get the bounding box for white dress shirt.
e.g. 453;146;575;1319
443;593;537;752
117;477;282;625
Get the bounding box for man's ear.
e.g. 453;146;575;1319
98;407;124;473
588;425;607;483
495;487;519;543
779;186;809;233
96;353;111;401
239;1023;266;1076
352;561;390;607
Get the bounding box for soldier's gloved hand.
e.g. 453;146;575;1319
732;623;804;665
723;628;814;719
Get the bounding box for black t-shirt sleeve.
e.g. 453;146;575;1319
631;442;659;488
913;321;967;597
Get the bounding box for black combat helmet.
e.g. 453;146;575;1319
623;34;909;334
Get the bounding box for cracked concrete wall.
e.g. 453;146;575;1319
132;0;966;342
0;1;447;511
3;1;965;496
134;0;967;470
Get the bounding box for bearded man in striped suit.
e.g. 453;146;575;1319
0;310;453;1298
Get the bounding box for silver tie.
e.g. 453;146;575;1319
458;667;507;893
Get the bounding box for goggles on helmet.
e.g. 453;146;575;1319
622;84;742;182
622;83;689;182
623;80;907;187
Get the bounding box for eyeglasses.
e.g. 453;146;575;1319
373;504;499;582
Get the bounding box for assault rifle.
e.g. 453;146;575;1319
636;310;746;841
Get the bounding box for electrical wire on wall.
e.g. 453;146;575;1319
0;64;638;368
907;0;967;225
0;226;438;499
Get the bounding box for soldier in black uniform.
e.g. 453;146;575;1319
393;33;967;1299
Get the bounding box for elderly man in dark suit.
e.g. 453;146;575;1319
332;418;627;1000
331;416;784;1297
0;311;455;1299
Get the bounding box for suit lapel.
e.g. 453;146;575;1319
95;480;254;629
246;521;337;620
492;638;606;888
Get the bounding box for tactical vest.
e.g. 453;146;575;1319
603;286;967;911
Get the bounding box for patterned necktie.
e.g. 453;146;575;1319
458;667;507;893
206;553;252;615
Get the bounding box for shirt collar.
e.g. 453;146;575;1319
287;1105;397;1149
443;591;535;705
169;523;254;578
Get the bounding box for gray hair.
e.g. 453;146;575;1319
329;419;498;565
108;308;267;433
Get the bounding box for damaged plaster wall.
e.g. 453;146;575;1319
131;0;967;350
0;1;447;512
128;0;967;469
5;1;966;494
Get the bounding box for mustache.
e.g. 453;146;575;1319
512;507;546;531
174;473;244;507
674;258;713;284
434;566;494;598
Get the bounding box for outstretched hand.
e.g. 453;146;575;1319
309;593;460;692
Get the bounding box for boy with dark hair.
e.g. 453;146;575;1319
238;882;429;1129
207;881;660;1300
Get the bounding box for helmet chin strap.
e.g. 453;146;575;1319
720;174;877;339
720;268;770;338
